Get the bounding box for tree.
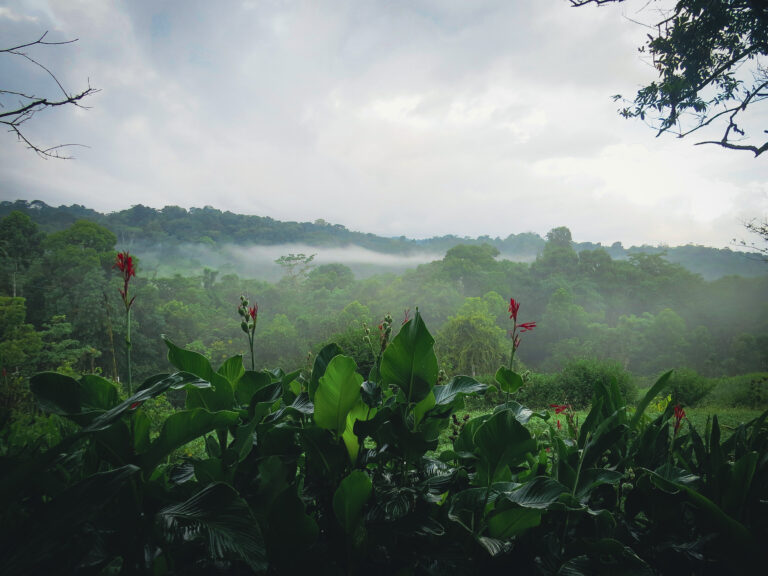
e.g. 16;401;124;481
1;32;98;158
571;0;768;156
0;211;44;297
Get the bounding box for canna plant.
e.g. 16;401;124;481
2;298;767;575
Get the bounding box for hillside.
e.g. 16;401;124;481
1;199;765;280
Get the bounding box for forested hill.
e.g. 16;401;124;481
1;199;765;279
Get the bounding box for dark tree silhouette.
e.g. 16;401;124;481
1;31;98;159
571;0;768;157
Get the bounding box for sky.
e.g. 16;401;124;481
1;0;766;249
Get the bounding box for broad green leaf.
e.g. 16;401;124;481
309;342;343;401
314;355;363;436
164;337;234;411
474;408;537;486
217;354;245;385
158;482;266;572
379;310;438;404
434;375;488;406
342;398;376;462
86;372;206;432
142;408;240;471
495;366;523;394
79;374;120;410
646;468;753;545
29;372;81;415
722;451;758;515
574;468;624;503
333;470;372;534
229;417;259;462
413;390;436;428
235;370;271;405
487;501;541;539
499;476;568;509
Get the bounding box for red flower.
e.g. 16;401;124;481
508;298;520;321
557;419;562;430
550;403;569;414
248;304;258;321
114;251;136;278
673;404;686;435
519;322;536;332
114;251;137;310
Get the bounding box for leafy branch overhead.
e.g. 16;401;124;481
572;0;768;156
0;32;99;159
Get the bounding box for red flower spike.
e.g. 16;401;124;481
673;404;686;435
519;322;537;332
550;404;569;414
557;419;562;430
508;298;520;321
248;304;258;321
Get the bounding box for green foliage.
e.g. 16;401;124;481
555;357;636;409
668;368;715;407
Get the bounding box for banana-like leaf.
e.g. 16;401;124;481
164;337;234;411
314;355;363;436
333;470;372;534
309;342;343;401
380;310;438;404
158;482;266;572
141;408;240;471
433;375;488;406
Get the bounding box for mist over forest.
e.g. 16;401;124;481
2;200;766;392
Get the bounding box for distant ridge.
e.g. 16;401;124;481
1;199;765;280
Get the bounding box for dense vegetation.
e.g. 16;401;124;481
1;205;767;574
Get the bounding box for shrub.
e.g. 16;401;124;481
700;372;768;408
668;368;714;406
555;357;636;409
514;372;561;408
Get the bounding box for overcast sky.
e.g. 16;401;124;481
1;0;766;248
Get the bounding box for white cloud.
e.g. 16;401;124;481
0;0;764;252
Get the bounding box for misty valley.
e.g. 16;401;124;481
1;202;767;574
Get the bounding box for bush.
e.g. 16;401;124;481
555;358;636;409
514;372;561;408
700;372;768;408
668;368;714;406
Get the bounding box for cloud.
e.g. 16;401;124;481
1;0;765;251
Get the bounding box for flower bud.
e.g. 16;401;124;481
241;321;249;333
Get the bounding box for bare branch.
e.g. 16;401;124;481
0;31;97;159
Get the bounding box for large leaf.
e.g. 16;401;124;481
473;408;537;486
164;337;234;411
218;355;245;385
487;501;542;539
158;482;266;572
309;342;343;401
433;375;487;406
86;372;208;433
314;355;363;436
499;476;569;509
495;366;523;394
78;374;120;410
235;370;272;406
29;372;82;416
142;408;240;471
379;310;438;404
333;470;373;534
342;398;375;462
